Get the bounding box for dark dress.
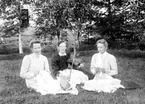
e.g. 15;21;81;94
51;53;72;78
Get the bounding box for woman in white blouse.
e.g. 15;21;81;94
82;39;124;93
20;40;61;95
90;39;118;76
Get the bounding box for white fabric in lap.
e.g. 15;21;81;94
82;72;124;93
59;69;88;88
35;69;88;95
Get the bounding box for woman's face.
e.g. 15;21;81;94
97;43;106;54
58;42;67;53
32;43;42;55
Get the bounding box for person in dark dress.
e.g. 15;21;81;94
51;52;71;78
51;41;88;91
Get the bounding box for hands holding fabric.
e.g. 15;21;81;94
91;67;109;75
28;71;39;79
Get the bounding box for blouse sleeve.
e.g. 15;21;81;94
108;55;118;75
51;55;60;78
20;55;35;79
90;54;97;74
44;57;50;73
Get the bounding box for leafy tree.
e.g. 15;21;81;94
1;0;145;52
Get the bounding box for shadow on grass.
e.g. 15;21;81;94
110;49;145;59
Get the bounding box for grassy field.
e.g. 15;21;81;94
0;49;145;104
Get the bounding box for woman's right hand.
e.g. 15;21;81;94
91;67;104;75
28;71;39;79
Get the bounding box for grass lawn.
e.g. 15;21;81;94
0;49;145;104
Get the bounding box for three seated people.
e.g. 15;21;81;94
20;39;124;95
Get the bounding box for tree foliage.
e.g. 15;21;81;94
0;0;19;37
0;0;145;45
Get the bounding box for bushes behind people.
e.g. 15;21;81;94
0;41;145;60
0;44;56;60
0;44;56;54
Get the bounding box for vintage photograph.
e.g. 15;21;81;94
0;0;145;104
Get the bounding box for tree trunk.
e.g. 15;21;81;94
77;29;80;49
108;0;114;40
18;0;23;54
19;30;23;54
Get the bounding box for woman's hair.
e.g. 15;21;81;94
57;40;68;47
96;39;108;48
29;40;43;48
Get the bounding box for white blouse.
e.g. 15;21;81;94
82;52;123;93
20;53;50;88
90;52;118;76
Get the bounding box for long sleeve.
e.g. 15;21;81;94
108;55;118;76
51;55;60;78
20;55;35;79
44;57;50;73
90;54;97;74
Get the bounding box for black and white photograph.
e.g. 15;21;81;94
0;0;145;104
